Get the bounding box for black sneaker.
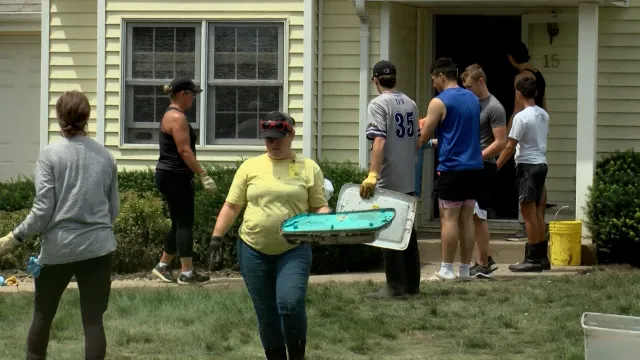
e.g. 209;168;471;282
505;226;528;241
470;263;496;278
177;270;210;285
487;256;499;271
151;264;175;283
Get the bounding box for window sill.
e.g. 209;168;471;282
117;144;266;152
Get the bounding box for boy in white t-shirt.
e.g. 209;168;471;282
497;77;549;273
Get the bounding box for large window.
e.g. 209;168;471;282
123;21;285;146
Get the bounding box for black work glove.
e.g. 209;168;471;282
207;235;223;267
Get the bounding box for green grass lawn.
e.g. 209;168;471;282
1;266;639;360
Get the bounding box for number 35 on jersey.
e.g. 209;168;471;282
394;111;415;139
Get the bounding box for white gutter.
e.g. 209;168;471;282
355;0;369;169
96;0;106;145
0;12;40;32
302;0;315;158
0;12;40;21
39;1;50;150
316;0;324;160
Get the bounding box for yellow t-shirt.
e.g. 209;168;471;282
226;153;329;255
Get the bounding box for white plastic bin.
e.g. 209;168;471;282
582;312;640;360
336;184;417;251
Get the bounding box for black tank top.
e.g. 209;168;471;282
520;68;547;109
156;106;197;175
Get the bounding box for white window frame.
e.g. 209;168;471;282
119;19;287;148
206;21;285;146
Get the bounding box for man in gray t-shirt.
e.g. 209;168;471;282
360;60;421;299
461;64;507;278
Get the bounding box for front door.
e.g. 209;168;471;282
431;14;522;220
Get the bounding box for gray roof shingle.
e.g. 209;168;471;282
0;0;41;13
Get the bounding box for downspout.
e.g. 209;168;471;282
96;0;106;145
317;0;324;160
355;0;369;169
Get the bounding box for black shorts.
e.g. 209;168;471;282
516;163;548;205
433;168;483;202
476;161;497;212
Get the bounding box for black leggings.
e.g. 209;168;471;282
26;253;113;360
155;169;195;258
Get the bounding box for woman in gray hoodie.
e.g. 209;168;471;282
0;90;120;360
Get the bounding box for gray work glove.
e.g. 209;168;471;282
207;235;223;266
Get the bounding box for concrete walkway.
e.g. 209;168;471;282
0;263;592;293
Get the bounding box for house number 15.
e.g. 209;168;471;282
544;54;560;68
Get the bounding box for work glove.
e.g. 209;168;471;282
199;173;218;194
207;235;223;267
359;172;379;199
0;231;20;257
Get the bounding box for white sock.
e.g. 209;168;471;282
159;262;169;267
182;270;193;277
459;264;470;278
438;263;455;278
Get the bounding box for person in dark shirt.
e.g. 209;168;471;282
151;77;217;285
504;41;549;245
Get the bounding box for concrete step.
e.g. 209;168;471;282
417;239;597;265
418;229;519;241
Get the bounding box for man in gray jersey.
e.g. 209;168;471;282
360;60;421;298
460;64;507;278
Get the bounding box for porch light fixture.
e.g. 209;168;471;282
547;22;560;45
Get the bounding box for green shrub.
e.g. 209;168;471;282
312;161;382;274
0;176;35;212
117;168;159;196
112;191;171;272
0;159;384;274
0;209;40;269
586;149;640;267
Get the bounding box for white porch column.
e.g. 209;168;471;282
575;2;599;243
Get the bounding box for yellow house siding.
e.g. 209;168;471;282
527;3;640;209
389;3;416;102
598;4;640;160
320;0;380;163
104;0;305;166
312;1;319;157
48;0;97;144
527;13;577;208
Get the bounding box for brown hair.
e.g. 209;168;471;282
56;91;90;137
460;64;487;83
377;74;397;89
516;77;537;99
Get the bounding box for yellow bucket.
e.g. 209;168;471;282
548;206;582;266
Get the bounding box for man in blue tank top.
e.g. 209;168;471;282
418;57;484;281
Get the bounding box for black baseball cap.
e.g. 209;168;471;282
371;60;397;80
260;111;295;139
167;76;202;93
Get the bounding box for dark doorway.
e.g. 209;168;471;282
431;15;522;220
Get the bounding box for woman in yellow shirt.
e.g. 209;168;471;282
207;111;330;360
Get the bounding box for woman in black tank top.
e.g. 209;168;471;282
506;41;550;260
507;41;547;110
152;77;218;285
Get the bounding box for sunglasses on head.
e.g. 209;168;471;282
260;120;292;132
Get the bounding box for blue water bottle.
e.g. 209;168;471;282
26;256;42;278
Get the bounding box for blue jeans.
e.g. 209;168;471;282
237;240;312;350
